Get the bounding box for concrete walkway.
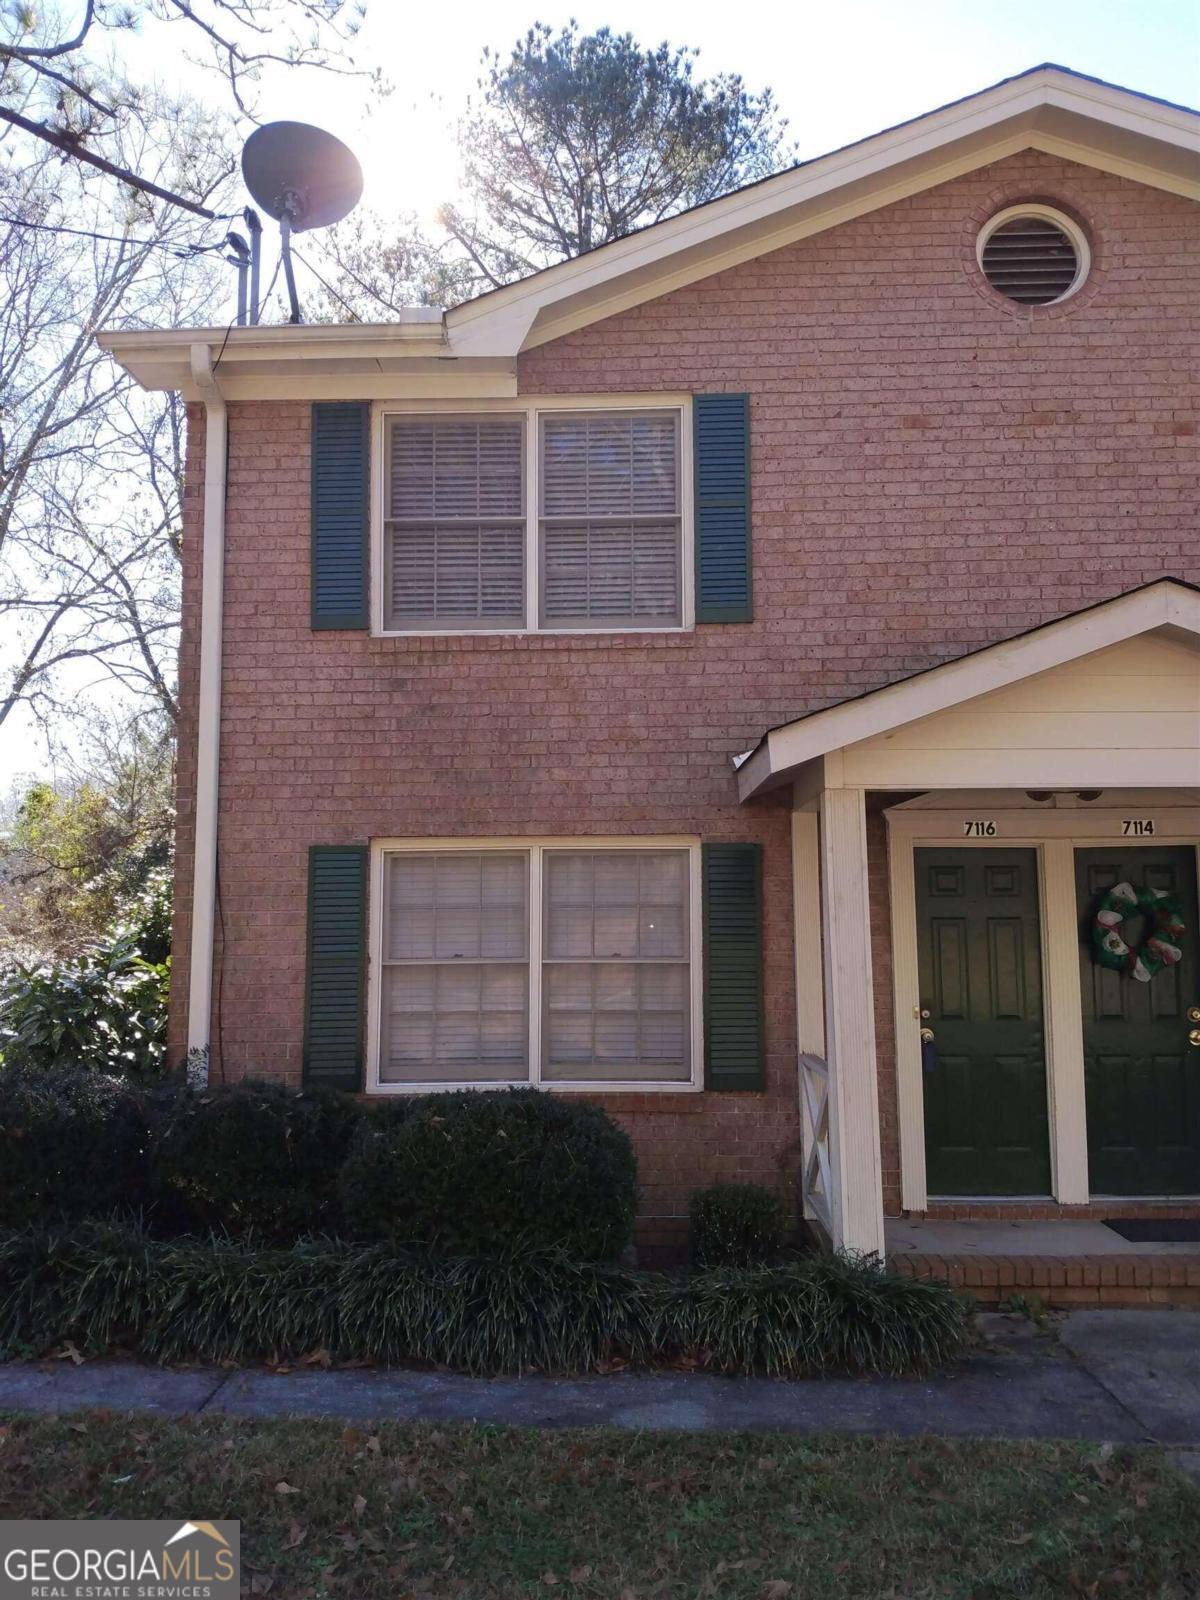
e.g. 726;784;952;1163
2;1312;1198;1471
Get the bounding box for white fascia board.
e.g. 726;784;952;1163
97;319;455;395
738;582;1200;801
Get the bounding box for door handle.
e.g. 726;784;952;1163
920;1027;935;1044
1189;1029;1200;1049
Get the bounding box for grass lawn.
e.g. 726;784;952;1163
1;1412;1197;1598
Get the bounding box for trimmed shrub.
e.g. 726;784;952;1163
689;1182;786;1268
149;1082;361;1241
0;1066;147;1227
339;1088;639;1261
0;1223;968;1377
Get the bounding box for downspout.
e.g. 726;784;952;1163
185;342;227;1086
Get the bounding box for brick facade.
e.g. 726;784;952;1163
170;151;1200;1233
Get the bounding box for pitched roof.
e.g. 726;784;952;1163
98;64;1200;398
447;63;1200;318
735;578;1200;800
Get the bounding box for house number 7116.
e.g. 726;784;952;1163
963;820;998;837
1122;818;1155;836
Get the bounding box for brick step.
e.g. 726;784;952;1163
890;1250;1200;1308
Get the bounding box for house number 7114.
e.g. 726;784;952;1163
1122;818;1155;836
963;820;998;837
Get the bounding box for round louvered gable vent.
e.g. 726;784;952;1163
977;206;1090;306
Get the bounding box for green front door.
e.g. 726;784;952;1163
916;848;1051;1195
1077;846;1200;1195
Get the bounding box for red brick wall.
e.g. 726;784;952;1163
170;151;1199;1229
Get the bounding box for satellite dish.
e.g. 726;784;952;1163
242;121;363;232
240;121;363;324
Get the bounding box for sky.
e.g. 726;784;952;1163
260;0;1199;228
1;0;1197;786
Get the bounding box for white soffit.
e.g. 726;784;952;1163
736;580;1200;801
99;66;1199;394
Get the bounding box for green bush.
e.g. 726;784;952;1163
0;1223;968;1377
0;1066;147;1227
339;1088;639;1261
149;1082;361;1241
0;874;171;1081
689;1182;786;1268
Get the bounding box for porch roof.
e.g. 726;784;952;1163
735;578;1200;800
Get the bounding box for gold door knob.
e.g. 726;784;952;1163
1189;1029;1200;1048
1189;1007;1200;1023
920;1027;936;1044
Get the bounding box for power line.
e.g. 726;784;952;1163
0;212;233;257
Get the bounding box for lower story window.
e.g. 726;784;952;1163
374;841;699;1090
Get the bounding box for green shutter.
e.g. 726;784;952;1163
311;401;369;629
693;392;752;623
702;842;765;1090
303;845;367;1090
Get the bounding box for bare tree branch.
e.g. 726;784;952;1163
0;105;219;218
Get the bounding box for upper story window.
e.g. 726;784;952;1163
381;405;683;634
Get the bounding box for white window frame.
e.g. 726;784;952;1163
366;836;704;1094
371;396;695;637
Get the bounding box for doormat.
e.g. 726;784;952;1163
1104;1218;1200;1243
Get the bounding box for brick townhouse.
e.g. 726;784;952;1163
102;65;1200;1277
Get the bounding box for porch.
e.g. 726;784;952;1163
887;1217;1200;1308
737;580;1200;1264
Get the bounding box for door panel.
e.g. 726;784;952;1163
1077;847;1200;1195
916;848;1051;1195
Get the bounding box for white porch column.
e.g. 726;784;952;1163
1040;840;1091;1204
819;786;886;1257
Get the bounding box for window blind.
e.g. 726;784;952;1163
386;417;525;629
541;849;691;1082
540;412;681;626
381;851;529;1083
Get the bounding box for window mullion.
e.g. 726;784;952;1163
528;846;543;1085
526;407;538;630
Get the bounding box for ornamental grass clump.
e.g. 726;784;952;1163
662;1252;968;1377
0;1223;656;1374
0;1223;967;1377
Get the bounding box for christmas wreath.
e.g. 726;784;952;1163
1091;881;1186;982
